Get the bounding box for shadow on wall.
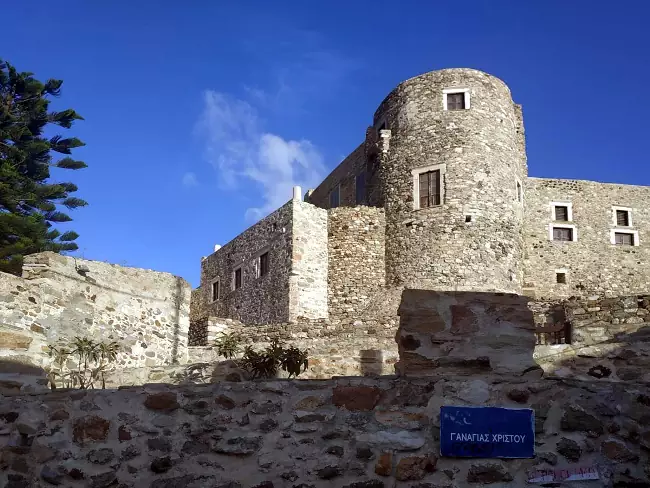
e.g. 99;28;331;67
359;349;383;376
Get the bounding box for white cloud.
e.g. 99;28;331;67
197;90;325;220
182;172;198;188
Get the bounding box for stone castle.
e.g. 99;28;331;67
193;68;650;327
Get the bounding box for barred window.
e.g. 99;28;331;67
554;206;569;221
616;210;630;227
446;92;465;110
553;227;573;242
614;232;634;246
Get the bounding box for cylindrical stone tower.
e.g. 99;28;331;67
375;68;527;293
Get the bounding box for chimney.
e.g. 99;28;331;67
293;185;302;201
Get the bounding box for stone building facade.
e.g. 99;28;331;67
194;67;650;327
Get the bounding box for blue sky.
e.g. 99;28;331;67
4;1;649;286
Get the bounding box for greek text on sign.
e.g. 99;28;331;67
440;406;535;458
528;465;599;483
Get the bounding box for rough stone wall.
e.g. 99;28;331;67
289;201;328;321
524;177;650;298
376;68;527;294
0;252;190;373
307;143;378;209
199;201;294;325
328;207;386;320
532;295;650;382
2;375;650;487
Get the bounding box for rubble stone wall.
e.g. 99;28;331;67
327;207;386;321
524;177;650;298
2;375;650;487
0;252;190;374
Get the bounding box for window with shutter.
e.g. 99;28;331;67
554;206;569;221
616;210;630;227
418;170;441;208
614;232;634;246
259;252;269;277
446;92;465;110
552;227;573;241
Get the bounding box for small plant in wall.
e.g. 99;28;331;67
46;337;120;390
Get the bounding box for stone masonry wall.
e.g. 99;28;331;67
376;69;527;294
0;252;190;374
2;375;650;487
524;177;650;298
199;201;294;325
328;207;386;321
289;201;328;321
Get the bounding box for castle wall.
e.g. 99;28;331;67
524;177;650;297
0;252;190;373
289;201;328;321
307;143;381;208
199;200;294;325
3;375;650;487
327;206;386;320
376;69;527;294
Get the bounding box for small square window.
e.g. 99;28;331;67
259;252;269;277
616;209;630;227
446;92;465;110
211;280;220;301
614;232;634;246
465;215;472;223
556;272;567;284
553;227;574;242
234;268;242;290
329;185;340;209
554;206;569;222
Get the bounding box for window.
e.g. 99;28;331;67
412;164;446;210
556;272;567;284
259;252;269;277
615;208;631;227
554;206;569;222
551;202;573;222
355;173;366;205
615;232;633;246
376;121;386;134
329;185;340;208
443;88;470;111
549;224;577;242
233;268;242;290
210;280;220;302
516;181;522;203
418;170;441;208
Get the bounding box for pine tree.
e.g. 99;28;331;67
0;59;87;275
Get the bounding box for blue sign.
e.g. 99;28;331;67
440;406;534;458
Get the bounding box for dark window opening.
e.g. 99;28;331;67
329;186;340;209
552;227;573;242
556;273;567;284
211;281;220;301
516;181;522;202
418;170;441;208
615;232;634;246
446;92;465;110
234;268;242;289
356;173;366;205
259;252;269;277
465;215;472;223
616;210;630;227
554;206;569;221
377;122;386;134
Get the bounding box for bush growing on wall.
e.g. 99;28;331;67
47;337;120;389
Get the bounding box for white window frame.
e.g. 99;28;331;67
329;184;340;208
209;279;220;302
555;268;568;284
610;229;639;246
515;179;523;203
550;201;573;222
612;206;633;227
232;266;243;291
443;88;471;111
412;163;447;210
549;223;578;242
